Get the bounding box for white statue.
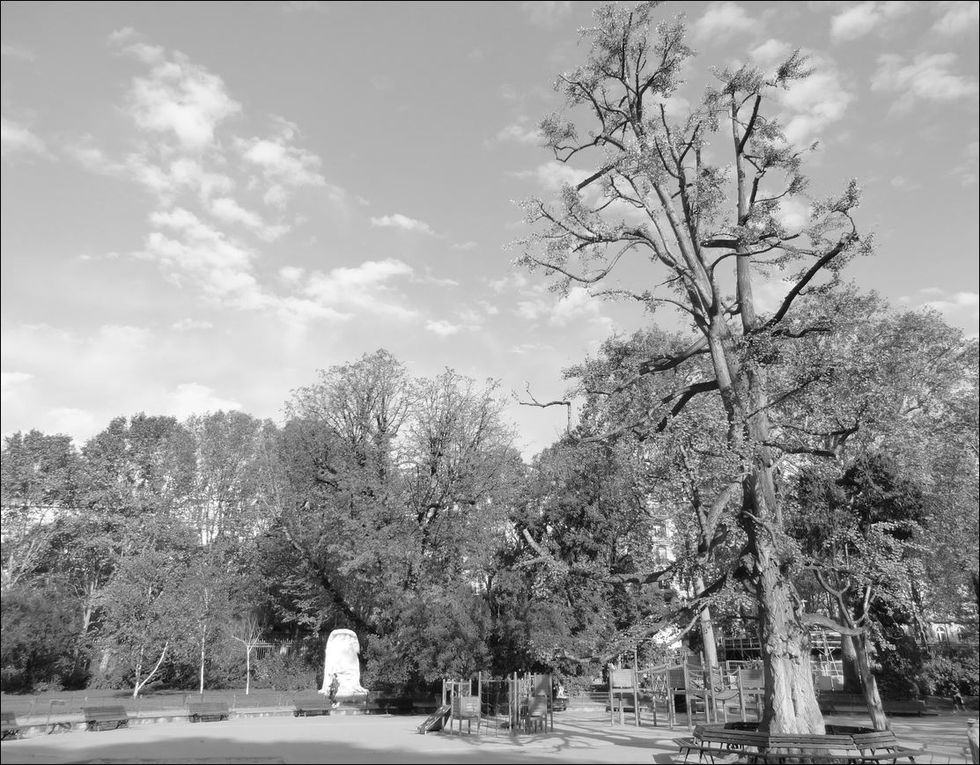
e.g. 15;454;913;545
319;628;368;698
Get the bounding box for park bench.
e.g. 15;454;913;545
1;711;22;741
676;724;925;764
82;704;130;732
187;700;231;723
292;691;332;717
819;693;935;718
676;724;770;763
748;733;863;763
851;731;924;762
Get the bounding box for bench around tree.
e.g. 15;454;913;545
81;704;130;732
187;700;231;723
676;724;925;764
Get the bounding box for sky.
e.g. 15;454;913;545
2;1;978;461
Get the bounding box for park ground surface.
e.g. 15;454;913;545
1;708;977;764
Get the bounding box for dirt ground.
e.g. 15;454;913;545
1;709;975;764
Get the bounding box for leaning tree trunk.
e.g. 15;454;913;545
841;634;862;693
695;575;720;670
853;634;889;730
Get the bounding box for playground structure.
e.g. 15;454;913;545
417;672;555;736
608;658;762;731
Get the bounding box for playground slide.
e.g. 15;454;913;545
417;704;451;734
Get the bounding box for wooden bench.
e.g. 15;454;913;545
1;711;22;741
852;731;924;762
677;724;770;763
292;692;332;717
82;704;130;732
819;693;936;717
677;725;924;764
187;700;230;723
749;733;859;763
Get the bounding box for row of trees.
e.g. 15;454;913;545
3;299;976;709
1;355;526;696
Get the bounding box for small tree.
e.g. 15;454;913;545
229;611;265;695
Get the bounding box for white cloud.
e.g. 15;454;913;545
452;241;478;251
239;135;324;187
1;43;37;62
751;39;793;68
872;53;979;109
932;1;979;35
237;118;335;208
777;55;853;144
1;116;50;159
209;196;289;241
278;266;305;285
168;382;242;418
521;1;571;27
171;318;213;331
0;371;34;405
113;34;242;150
1;322;155;429
493;122;543;145
425;319;462;337
370;213;436;235
830;2;912;43
515;285;611;330
142;207;263;308
920;291;979;312
693;2;757;42
512;161;587;191
302;259;417;320
775;197;811;231
901;288;980;335
46;408;99;439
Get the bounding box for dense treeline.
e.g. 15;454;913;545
2;301;977;703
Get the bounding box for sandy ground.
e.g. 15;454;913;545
0;710;975;764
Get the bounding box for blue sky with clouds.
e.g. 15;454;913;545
2;0;978;459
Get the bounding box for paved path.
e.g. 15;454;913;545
1;710;975;763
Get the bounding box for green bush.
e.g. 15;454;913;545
253;652;317;692
918;653;980;697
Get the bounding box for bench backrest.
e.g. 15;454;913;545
82;705;129;718
765;733;855;751
852;731;900;750
188;701;229;711
696;726;769;749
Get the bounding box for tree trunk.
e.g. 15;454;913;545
755;545;824;733
695;575;720;670
748;462;825;734
245;647;252;695
841;634;862;694
853;634;889;730
199;640;206;695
